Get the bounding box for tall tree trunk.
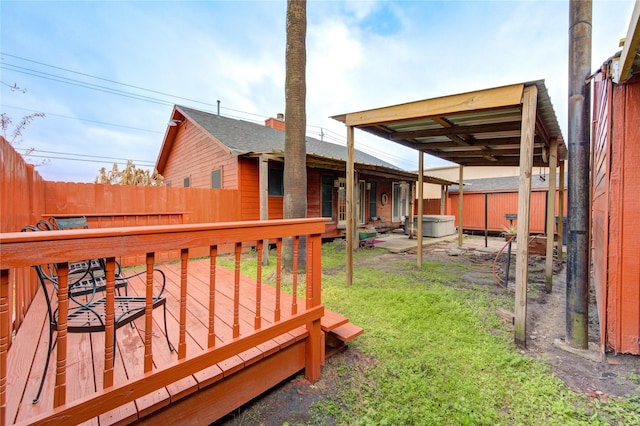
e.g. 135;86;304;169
283;0;307;272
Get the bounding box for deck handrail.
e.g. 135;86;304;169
0;218;326;425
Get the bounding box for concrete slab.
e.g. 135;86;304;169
372;233;458;253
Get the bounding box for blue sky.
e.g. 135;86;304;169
1;0;635;182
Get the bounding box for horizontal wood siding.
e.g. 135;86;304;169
239;157;260;221
162;121;238;189
268;197;284;220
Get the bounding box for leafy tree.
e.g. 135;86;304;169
283;0;307;271
95;160;164;186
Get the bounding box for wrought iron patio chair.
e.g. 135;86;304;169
21;225;174;404
36;218;128;296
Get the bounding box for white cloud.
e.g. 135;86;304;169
1;0;637;180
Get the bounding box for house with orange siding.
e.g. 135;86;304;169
156;105;439;236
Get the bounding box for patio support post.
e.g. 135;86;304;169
346;125;355;285
440;185;446;215
545;138;558;288
259;155;270;266
417;151;424;267
514;84;537;347
458;165;464;247
557;160;565;261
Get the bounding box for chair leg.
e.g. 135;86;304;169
163;305;174;352
33;328;55;404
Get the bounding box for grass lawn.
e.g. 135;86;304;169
220;241;640;425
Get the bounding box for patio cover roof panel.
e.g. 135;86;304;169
331;80;566;167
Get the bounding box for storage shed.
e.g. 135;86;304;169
591;2;640;355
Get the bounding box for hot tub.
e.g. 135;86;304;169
404;215;456;237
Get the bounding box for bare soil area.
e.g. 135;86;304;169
216;237;640;425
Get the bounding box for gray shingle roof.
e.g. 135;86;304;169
449;173;568;192
177;105;402;170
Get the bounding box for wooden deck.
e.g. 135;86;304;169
6;258;362;425
0;219;363;425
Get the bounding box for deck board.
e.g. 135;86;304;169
8;258;360;425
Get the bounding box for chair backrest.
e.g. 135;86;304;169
50;216;89;230
20;223;125;302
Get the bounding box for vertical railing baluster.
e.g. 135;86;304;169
103;257;116;389
144;253;155;373
233;243;241;338
292;236;299;315
255;240;263;329
179;248;188;359
54;262;69;407
275;238;282;322
1;269;10;425
208;245;217;349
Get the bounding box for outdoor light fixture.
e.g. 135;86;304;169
168;119;183;127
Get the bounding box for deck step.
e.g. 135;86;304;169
329;322;364;343
321;310;349;332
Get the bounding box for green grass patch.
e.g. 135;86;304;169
315;241;639;426
220;241;639;425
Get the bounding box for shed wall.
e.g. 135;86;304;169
447;190;566;235
592;71;640;355
609;78;640;354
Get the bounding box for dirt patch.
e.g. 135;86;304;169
216;238;640;425
216;348;374;426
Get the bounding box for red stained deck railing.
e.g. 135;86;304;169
0;218;325;425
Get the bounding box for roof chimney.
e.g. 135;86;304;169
265;113;285;131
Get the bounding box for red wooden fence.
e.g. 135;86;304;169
419;189;568;235
1;138;242;342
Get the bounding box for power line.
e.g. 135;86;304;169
2;105;162;134
1;53;413;169
1;52;224;110
20;154;155;167
14;148;155;165
1;64;175;107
